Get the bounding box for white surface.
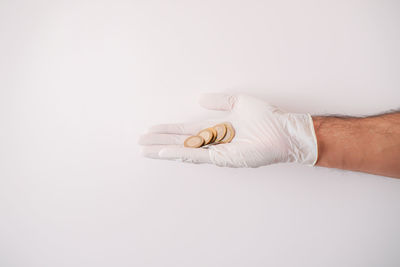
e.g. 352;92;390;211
1;0;399;266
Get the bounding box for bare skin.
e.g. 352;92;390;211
312;112;400;178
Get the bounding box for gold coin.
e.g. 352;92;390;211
184;136;205;148
218;122;235;144
197;129;214;145
209;127;218;143
212;123;227;142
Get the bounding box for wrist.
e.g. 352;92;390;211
312;116;362;170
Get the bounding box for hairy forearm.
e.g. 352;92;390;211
312;112;400;178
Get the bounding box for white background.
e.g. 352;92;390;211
1;0;400;266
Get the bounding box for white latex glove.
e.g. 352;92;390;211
139;94;318;167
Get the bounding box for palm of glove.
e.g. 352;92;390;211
139;94;317;168
207;95;293;167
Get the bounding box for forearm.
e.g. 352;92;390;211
312;112;400;178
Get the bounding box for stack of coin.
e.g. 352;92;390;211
184;122;235;148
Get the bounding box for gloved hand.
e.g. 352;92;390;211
139;93;318;167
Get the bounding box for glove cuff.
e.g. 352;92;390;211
286;113;318;165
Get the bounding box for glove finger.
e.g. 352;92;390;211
158;147;212;164
148;121;205;135
141;145;169;159
198;93;237;111
138;133;190;145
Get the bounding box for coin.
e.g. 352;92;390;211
184;136;205;148
197;128;214;145
218;122;235;144
183;122;235;148
212;123;227;142
209;127;218;143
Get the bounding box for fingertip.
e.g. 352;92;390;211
198;93;237;111
197;93;213;106
147;124;165;133
140;146;152;158
158;147;176;159
141;145;165;159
